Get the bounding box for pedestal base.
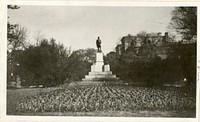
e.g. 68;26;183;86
82;71;119;81
82;52;119;82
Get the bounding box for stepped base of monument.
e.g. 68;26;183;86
82;71;119;81
82;52;120;84
78;80;123;85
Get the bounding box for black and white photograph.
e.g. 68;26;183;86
2;1;198;121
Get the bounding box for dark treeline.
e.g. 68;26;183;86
8;38;96;87
8;35;196;88
105;42;196;90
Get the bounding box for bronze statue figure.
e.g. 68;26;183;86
96;37;102;52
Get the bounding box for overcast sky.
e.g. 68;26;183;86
8;6;174;54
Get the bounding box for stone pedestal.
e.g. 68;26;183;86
96;53;104;62
91;52;104;72
82;52;119;81
104;65;110;72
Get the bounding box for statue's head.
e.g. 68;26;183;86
98;36;100;39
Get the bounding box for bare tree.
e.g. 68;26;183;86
33;30;45;46
169;7;197;40
7;24;29;59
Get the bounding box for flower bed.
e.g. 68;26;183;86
16;84;195;113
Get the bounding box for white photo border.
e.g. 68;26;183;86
0;1;199;122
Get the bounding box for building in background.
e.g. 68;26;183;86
116;32;174;59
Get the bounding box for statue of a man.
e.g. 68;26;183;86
96;37;102;52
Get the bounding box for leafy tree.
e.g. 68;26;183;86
18;39;70;87
65;48;96;81
170;43;196;87
169;7;197;40
168;7;196;92
105;51;120;74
